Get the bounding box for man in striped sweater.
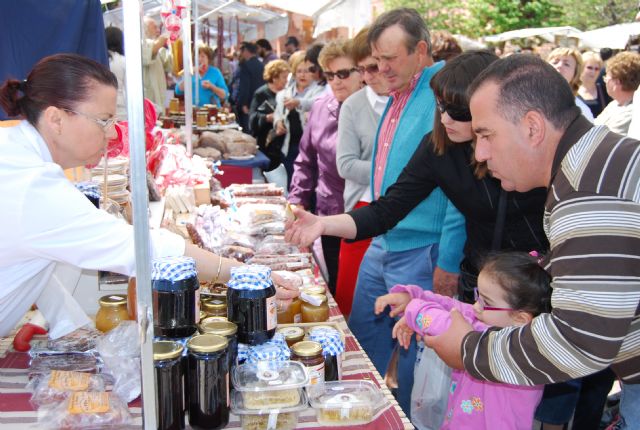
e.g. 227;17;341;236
426;54;640;428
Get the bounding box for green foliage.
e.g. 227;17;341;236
383;0;637;37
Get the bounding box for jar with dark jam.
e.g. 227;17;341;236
226;265;277;345
152;256;200;338
290;340;325;397
153;341;185;430
186;334;229;430
198;319;238;371
309;328;345;382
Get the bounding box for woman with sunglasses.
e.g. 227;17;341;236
273;51;325;184
286;50;549;302
288;41;363;294
0;54;298;338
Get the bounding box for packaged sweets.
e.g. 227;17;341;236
309;380;385;426
37;392;132;429
231;388;308;430
29;370;105;407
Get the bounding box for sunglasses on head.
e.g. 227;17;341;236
325;68;359;81
298;64;318;74
436;99;472;122
356;63;379;75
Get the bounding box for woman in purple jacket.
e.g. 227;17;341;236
288;40;363;294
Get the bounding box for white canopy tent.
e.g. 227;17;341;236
483;26;584;44
579;22;640;50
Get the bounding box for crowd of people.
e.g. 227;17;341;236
2;6;639;430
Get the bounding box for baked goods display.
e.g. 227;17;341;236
232;361;308;410
231;389;308;430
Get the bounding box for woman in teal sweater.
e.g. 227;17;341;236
175;46;228;107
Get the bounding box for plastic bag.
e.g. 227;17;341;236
28;370;106;407
37;391;132;429
411;342;452;430
96;321;141;402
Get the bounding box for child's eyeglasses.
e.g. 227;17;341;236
325;68;359;81
436;99;472;122
473;287;514;312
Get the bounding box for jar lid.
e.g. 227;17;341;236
276;326;305;341
201;316;228;323
305;293;328;304
98;294;127;307
201;298;226;313
151;256;197;282
247;343;284;363
303;285;325;295
309;330;344;356
153;340;184;360
199;320;238;336
228;265;272;290
75;181;101;199
291;340;322;357
187;334;228;353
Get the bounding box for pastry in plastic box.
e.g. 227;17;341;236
231;387;308;430
309;380;385;426
37;391;132;429
28;370;106;407
232;360;308;409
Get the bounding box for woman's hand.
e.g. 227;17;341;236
283;97;300;110
392;316;417;350
272;271;300;312
201;79;213;90
374;292;411;317
275;120;286;136
266;113;274;123
284;206;324;247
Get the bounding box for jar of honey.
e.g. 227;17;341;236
301;294;329;323
95;294;130;333
196;111;208;128
169;98;180;113
277;297;301;324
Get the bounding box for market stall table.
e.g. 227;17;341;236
0;294;413;429
216;150;270;187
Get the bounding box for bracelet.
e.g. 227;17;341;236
213;254;223;284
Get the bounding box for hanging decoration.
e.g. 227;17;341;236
160;0;189;42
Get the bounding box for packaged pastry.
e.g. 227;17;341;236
309;380;385;426
28;352;101;378
231;388;308;430
29;370;106;407
37;391;132;429
232;360;308;409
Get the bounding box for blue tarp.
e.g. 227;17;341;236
0;0;108;119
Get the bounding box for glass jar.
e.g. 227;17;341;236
276;326;305;347
95;294;129;333
198;320;238;371
290;340;325;397
196;111;208;127
127;277;137;320
309;329;345;382
303;285;326;295
277;297;302;324
301;294;329;323
186;334;229;430
201;297;227;318
152;256;200;338
154;341;185;430
169;98;180;113
226;265;277;345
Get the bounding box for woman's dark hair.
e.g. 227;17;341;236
105;26;124;56
430;50;498;177
0;53;117;126
305;43;326;84
480;251;552;316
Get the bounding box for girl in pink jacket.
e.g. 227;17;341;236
375;251;551;430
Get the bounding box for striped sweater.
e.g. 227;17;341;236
463;112;640;385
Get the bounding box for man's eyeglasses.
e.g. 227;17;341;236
297;65;318;74
65;109;117;130
325;68;359;81
473;288;514;312
436;99;472;122
356;63;379;75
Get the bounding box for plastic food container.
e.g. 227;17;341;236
232;360;308;409
231;389;308;430
309;380;385;426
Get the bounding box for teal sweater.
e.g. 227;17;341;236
370;62;466;273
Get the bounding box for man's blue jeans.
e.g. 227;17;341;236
348;237;438;418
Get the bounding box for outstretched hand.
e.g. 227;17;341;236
374;292;411;317
392;316;419;349
423;308;472;370
284;206;324;247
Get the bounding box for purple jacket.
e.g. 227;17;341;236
289;92;345;216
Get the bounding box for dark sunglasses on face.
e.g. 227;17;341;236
325;68;359;81
356;63;379;75
436;99;472;122
298;64;318;74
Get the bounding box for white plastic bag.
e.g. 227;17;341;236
96;321;140;402
411;341;452;430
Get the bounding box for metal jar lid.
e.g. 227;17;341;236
276;326;305;342
187;334;228;353
199;320;238;337
153;340;184;361
201;298;227;313
291;340;323;357
98;294;127;307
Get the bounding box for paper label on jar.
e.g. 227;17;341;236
293;312;302;324
49;370;90;391
308;362;325;386
67;392;110;414
195;288;201;323
266;296;277;331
